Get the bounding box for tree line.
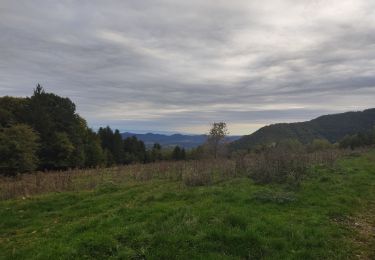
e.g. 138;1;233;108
0;86;187;176
8;85;369;176
339;128;375;150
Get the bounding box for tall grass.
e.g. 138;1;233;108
0;148;355;200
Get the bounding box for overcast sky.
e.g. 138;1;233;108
1;0;375;135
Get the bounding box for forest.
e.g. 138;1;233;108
0;86;191;175
1;86;375;177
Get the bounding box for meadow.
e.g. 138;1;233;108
0;149;374;259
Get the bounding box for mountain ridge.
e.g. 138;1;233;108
121;132;241;149
231;108;375;150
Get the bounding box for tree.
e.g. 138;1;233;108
339;129;375;150
112;130;124;164
180;147;186;160
98;126;114;151
207;122;229;158
308;139;332;152
189;145;205;160
0;124;39;175
98;126;124;165
172;146;181;160
123;136;147;164
172;146;186;160
276;139;304;152
84;129;106;167
48;132;75;169
0;97;27;127
25;84;87;169
150;143;162;162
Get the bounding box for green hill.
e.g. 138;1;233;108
232;108;375;150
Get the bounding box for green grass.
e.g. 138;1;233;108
1;151;375;259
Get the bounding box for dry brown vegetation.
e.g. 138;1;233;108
0;148;354;200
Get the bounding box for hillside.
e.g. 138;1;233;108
1;150;375;259
121;132;241;149
232;108;375;150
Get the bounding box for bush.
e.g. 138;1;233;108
308;139;333;152
182;163;212;186
249;149;308;184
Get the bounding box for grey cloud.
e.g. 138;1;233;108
1;0;375;134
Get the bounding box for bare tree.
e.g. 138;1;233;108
207;122;229;158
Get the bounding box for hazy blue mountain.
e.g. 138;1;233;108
121;132;241;149
231;108;375;150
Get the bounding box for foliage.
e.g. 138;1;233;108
232;108;375;150
150;143;162;162
276;138;304;151
308;138;333;152
112;130;124;164
48;132;75;169
0;96;27;127
0;85;106;173
187;145;205;160
84;129;106;167
98;127;124;165
24;84;89;169
206;122;229;158
171;145;186;160
0;86;155;172
123;136;147;164
339;128;375;149
0;124;39;175
250;147;309;185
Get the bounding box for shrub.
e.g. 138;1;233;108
182;163;212;186
308;139;333;152
249;149;309;184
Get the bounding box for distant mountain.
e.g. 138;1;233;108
121;132;241;149
231;108;375;150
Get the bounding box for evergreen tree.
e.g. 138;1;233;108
123;136;146;164
172;146;185;160
25;84;87;169
84;129;106;167
98;126;125;165
113;129;124;164
151;143;162;161
180;148;186;160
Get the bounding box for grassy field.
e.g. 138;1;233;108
1;151;375;259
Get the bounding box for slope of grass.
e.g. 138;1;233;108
1;151;375;259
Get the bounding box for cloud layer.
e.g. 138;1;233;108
1;0;375;134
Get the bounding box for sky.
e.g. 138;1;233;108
1;0;375;135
